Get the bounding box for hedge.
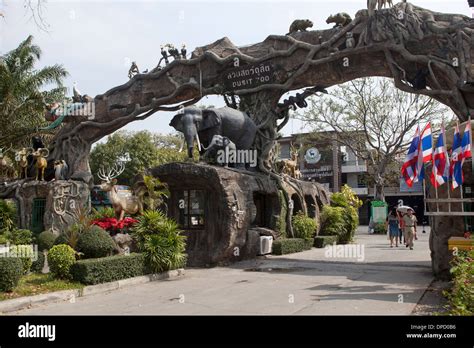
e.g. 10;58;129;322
0;257;23;291
31;251;46;273
314;235;338;248
272;238;313;255
77;226;116;259
70;253;148;285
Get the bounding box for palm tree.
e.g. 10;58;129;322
0;35;68;148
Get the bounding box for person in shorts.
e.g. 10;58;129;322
402;208;417;250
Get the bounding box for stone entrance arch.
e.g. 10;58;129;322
2;2;471;277
43;3;474;181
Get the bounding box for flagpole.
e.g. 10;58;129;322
460;117;472;214
442;122;452;213
435;123;440;213
423;177;428;214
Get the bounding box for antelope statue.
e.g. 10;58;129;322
15;148;33;179
0;145;15;179
98;162;143;221
32;148;49;181
276;145;300;178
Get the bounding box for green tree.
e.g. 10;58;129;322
296;77;450;200
90;131;187;185
0;35;68;148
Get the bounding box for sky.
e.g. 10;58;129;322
1;0;472;140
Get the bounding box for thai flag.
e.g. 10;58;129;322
461;120;472;162
415;123;433;182
430;125;449;188
450;123;463;190
401;126;420;187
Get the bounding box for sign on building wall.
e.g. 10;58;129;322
300;145;334;187
399;178;423;193
304;147;321;164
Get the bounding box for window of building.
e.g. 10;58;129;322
178;190;205;229
279;143;291;159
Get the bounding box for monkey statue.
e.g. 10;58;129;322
287;19;313;35
408;68;429;90
128;62;139;79
326;13;352;28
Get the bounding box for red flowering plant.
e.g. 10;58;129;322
91;217;138;235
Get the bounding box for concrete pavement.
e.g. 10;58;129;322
11;226;434;315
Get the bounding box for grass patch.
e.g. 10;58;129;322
0;273;83;301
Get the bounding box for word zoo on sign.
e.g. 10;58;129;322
223;62;274;91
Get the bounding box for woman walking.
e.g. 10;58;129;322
386;210;400;247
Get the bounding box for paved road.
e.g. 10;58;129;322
13;226;433;315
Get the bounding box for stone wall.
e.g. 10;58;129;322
151;162;330;266
0;180;90;235
427;162;472;280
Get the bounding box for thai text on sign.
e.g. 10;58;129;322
224;62;274;91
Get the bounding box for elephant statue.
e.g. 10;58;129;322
170;106;267;160
202;135;237;167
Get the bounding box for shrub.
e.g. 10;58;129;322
77;225;116;259
9;244;34;274
331;185;363;209
0;199;17;232
89;207;116;221
8;229;33;245
338;206;359;244
444;250;474;315
272;238;313;255
131;210;169;249
320;206;345;236
140;175;169;211
330;185;361;244
314;235;338;248
143;233;186;273
54;223;85;250
37;230;57;251
132;210;187;272
48;244;76;279
0;257;23;291
0;234;8;244
374;222;386;234
70;253;148;285
31;251;46;273
292;212;318;239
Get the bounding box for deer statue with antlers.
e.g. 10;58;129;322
98;162;143;221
